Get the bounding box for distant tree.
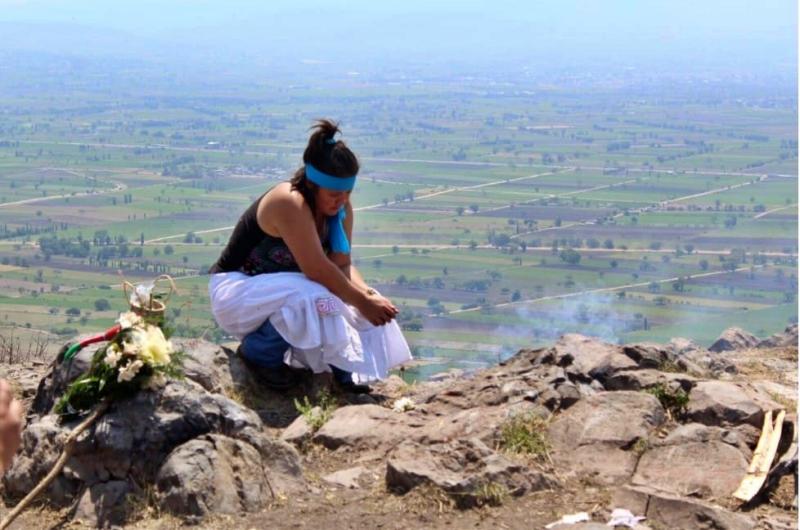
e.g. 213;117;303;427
396;274;407;285
699;259;709;271
469;204;479;214
649;241;662;251
66;307;81;317
603;239;614;249
610;260;618;269
469;240;478;251
586;238;600;249
723;261;738;272
648;281;660;293
456;206;465;216
392;245;399;255
493;234;511;248
511;290;521;302
164;245;174;255
559;248;581;266
94;298;111;311
684;244;695;254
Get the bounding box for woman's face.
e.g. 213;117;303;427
315;187;351;216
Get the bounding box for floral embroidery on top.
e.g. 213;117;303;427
268;246;297;267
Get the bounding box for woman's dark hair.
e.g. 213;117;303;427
290;119;359;214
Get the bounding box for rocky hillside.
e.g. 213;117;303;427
0;325;797;529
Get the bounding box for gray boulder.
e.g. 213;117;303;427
548;391;665;483
687;380;780;428
156;434;274;519
73;480;131;529
709;327;761;352
759;324;799;348
614;484;755;530
385;438;556;508
3;339;304;526
312;404;412;451
631;434;749;498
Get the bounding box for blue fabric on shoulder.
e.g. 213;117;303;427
328;206;350;254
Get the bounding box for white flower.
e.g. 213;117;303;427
143;372;166;390
392;397;416;413
104;344;122;367
117;311;143;330
121;327;147;356
117;359;144;383
137;325;172;366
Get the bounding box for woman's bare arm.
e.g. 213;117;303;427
262;190;396;325
329;202;397;317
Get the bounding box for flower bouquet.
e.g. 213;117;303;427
0;279;185;530
55;276;184;415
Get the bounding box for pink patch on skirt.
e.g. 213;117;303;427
315;296;340;316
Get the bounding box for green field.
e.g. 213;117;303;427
0;68;796;380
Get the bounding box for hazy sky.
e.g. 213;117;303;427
0;0;795;76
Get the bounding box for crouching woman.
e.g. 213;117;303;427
208;119;412;391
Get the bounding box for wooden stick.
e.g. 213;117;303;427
733;409;786;502
0;399;110;530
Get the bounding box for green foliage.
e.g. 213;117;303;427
645;383;689;417
498;412;549;457
474;481;509;507
293;389;338;432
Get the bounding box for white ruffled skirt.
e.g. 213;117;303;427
208;271;412;383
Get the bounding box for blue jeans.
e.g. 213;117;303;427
241;319;354;384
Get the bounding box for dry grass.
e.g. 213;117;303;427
0;328;53;363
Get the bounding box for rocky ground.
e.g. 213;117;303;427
0;325;796;529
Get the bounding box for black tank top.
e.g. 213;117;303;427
209;191;329;276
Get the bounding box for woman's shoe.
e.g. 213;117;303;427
335;379;372;394
329;365;372;394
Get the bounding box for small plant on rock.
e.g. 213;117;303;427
474;481;509;507
294;388;338;432
645;383;689;419
498;411;549;459
631;437;649;455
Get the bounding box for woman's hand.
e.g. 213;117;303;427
358;291;399;326
0;379;22;476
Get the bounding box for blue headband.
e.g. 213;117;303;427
305;163;356;192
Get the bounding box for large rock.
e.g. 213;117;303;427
3;339;304;525
73;480;131;528
548;391;665;483
603;368;697;392
156;434;274;518
550;334;638;384
312;404;412;451
631;426;749;498
614;485;755;530
759;324;799;349
709;327;760;352
385;438;556;508
687;380;780;428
